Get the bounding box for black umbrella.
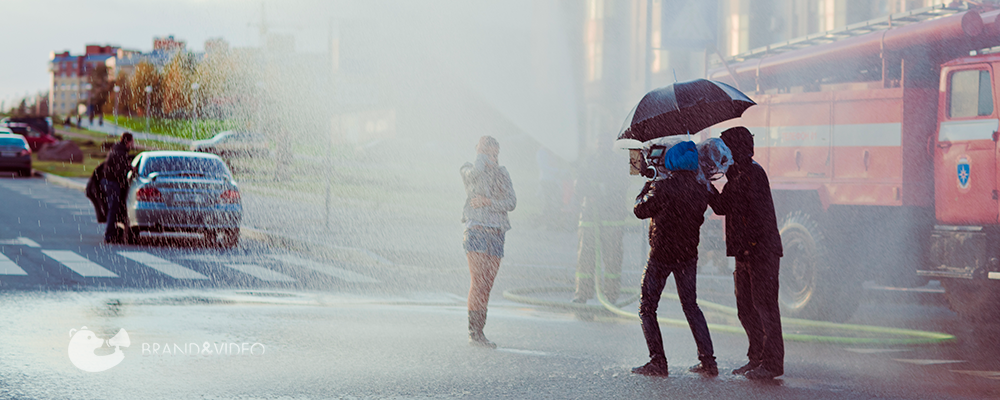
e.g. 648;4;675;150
617;79;756;143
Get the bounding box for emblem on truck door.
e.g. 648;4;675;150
957;157;971;189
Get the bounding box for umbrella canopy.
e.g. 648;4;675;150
618;79;756;143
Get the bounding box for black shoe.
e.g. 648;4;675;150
469;332;497;349
689;362;718;376
632;360;669;377
745;366;781;380
732;361;759;375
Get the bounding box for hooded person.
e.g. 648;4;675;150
708;126;784;380
631;140;717;377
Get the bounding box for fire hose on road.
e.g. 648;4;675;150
503;219;955;345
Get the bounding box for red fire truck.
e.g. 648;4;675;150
705;4;1000;322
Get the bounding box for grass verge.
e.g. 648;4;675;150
107;115;240;141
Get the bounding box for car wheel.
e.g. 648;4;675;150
221;228;239;248
17;168;31;177
943;279;1000;323
204;230;219;247
124;227;141;245
778;211;861;322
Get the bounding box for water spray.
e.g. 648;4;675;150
502;219;956;345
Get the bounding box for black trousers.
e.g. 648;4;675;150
639;257;714;365
734;255;784;375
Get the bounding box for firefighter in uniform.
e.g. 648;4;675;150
572;135;630;304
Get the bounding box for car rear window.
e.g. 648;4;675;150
0;137;26;147
142;156;231;177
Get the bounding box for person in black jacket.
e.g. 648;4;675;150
631;141;716;377
102;132;133;243
709;126;784;380
86;161;108;223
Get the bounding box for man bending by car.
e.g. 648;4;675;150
101;132;133;244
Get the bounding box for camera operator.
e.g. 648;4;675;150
631;141;717;377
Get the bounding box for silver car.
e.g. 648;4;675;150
190;130;272;160
124;151;242;247
0;133;32;177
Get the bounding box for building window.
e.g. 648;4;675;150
585;0;604;82
651;0;662;73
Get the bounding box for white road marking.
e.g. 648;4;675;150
951;370;1000;379
0;253;28;275
844;348;909;354
267;255;379;283
496;348;553;357
894;359;965;365
989;272;1000;280
42;250;118;278
223;264;296;282
0;237;41;247
118;251;208;280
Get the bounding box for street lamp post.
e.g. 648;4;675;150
144;85;152;133
190;82;200;141
113;85;120;135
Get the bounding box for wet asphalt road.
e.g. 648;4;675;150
1;174;999;399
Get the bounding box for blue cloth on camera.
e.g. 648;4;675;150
663;141;699;171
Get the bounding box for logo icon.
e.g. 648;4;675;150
957;157;971;189
68;327;130;372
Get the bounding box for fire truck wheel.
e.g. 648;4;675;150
943;280;1000;323
778;211;861;322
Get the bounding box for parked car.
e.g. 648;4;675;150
190;130;272;160
0;133;32;177
124;151;241;247
4;122;57;151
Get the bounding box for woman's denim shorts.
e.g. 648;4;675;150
464;227;506;258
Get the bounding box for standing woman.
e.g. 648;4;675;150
461;136;516;348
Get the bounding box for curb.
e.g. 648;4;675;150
36;170;86;191
35;170;394;268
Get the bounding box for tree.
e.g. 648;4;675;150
88;64;112;114
161;53;196;117
126;62;162;117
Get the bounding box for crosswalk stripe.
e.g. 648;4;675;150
42;250;119;278
0;237;41;247
0;253;28;275
224;264;296;282
118;251;209;280
267;254;379;283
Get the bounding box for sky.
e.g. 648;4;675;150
0;0;339;108
1;0;581;160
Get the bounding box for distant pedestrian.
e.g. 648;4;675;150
101;132;134;244
632;141;717;377
461;135;516;349
709;126;785;380
572;134;629;304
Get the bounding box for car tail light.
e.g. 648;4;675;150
220;190;240;204
17;149;30;156
137;187;163;202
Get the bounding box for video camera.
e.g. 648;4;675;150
629;145;670;180
627;137;733;186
